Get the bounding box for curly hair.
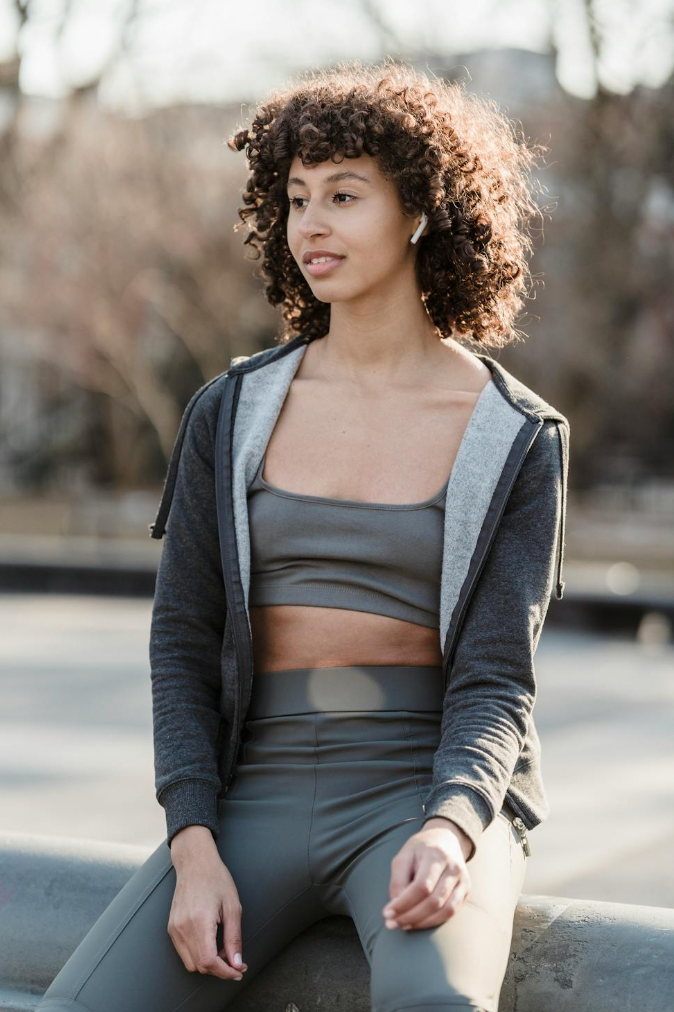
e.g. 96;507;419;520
226;57;550;348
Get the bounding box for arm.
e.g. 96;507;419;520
421;419;567;861
149;380;227;848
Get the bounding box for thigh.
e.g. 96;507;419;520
36;771;325;1012
341;809;527;1012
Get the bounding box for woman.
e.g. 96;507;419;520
38;59;569;1012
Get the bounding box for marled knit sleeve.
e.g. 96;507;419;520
421;419;567;861
149;379;228;848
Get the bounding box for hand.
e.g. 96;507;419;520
168;826;249;980
381;819;472;931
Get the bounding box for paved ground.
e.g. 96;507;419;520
1;593;672;908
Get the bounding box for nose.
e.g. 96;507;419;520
296;203;329;240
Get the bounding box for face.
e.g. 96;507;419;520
285;151;423;303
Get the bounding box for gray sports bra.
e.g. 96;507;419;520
247;450;448;629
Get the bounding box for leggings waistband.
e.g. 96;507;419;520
247;664;445;719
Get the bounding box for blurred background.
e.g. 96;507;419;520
0;0;672;908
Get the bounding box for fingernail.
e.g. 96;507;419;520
233;953;242;966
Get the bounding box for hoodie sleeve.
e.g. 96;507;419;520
148;379;227;848
420;418;567;861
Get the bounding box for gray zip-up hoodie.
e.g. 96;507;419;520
148;333;570;862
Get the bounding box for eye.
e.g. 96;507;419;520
333;191;356;205
288;191;356;209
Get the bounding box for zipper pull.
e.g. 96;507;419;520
511;817;531;856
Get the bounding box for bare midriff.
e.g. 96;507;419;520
250;338;492;675
251;606;444;673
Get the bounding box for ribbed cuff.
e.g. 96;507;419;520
421;783;493;862
158;778;220;848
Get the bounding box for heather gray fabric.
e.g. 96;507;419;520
247;448;448;629
147;334;571;860
36;666;527;1012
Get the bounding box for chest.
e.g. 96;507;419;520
262;379;488;505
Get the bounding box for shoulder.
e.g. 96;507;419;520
524;418;565;480
187;370;229;424
173;371;231;462
182;335;310;437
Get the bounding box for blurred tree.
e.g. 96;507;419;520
0;0;672;497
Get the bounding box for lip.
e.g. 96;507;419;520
302;248;345;264
303;251;346;278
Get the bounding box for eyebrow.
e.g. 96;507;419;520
286;170;372;189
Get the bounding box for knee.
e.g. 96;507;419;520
371;983;489;1012
368;924;494;1012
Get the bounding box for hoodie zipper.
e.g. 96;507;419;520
437;419;545;846
216;338;316;793
215;372;254;793
553;419;569;600
511;816;531;856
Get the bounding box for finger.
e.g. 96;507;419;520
384;852;448;920
223;907;247;975
192;920;244;980
393;869;462;928
219;946;248;971
401;877;470;930
387;846;416;907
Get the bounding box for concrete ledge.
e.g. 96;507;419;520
1;832;673;1011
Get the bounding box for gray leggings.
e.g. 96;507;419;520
37;664;528;1012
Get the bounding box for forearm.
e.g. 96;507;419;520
421;816;474;862
170;824;220;871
